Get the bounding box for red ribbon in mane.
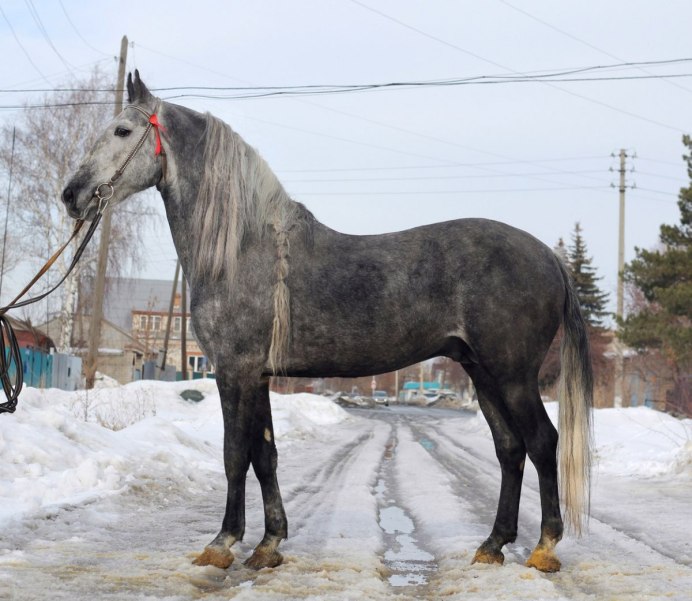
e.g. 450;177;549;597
149;114;166;156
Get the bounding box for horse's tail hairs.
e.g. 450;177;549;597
555;254;594;536
269;222;291;374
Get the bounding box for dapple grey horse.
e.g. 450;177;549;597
62;71;592;573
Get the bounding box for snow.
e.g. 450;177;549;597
0;381;690;600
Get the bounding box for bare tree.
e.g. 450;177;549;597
0;67;158;352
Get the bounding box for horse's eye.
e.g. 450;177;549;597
114;126;131;137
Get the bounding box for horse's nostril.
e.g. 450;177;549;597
62;186;74;206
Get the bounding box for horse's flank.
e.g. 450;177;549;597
190;113;313;372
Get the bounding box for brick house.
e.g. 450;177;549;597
103;277;211;377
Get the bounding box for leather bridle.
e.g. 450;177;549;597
89;102;166;218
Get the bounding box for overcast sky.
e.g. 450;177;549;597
1;1;690;315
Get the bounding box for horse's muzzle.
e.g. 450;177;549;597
61;185;91;220
61;186;79;217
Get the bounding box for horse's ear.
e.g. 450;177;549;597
126;72;135;103
127;69;153;104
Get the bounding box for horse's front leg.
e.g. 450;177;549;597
193;374;256;569
244;381;287;569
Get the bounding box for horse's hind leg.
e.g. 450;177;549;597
470;374;527;566
501;379;563;572
244;381;288;569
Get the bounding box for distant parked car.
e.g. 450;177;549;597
373;390;390;406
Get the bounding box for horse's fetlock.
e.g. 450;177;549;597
541;518;564;543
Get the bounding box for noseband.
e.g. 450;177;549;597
91;102;167;216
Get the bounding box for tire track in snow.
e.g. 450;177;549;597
373;427;438;594
402;411;692;601
417;417;691;567
280;431;375;537
279;420;390;553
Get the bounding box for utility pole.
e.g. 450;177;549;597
0;127;16;301
181;273;188;380
616;149;627;320
85;35;128;389
159;260;181;378
613;148;630;408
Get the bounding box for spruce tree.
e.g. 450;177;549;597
566;223;610;327
619;136;692;369
553;237;569;265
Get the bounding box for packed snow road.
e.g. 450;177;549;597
1;384;690;600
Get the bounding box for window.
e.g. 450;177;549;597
188;355;210;372
173;316;182;332
138;315;148;330
151;315;162;331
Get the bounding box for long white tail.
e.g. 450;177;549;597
556;257;594;535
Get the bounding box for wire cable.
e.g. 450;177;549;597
24;0;76;75
348;0;686;132
0;4;51;84
58;0;112;58
498;0;692;96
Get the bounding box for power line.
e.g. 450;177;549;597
348;0;686;132
635;186;678;196
2;70;692;110
292;185;610;196
282;169;607;184
498;0;692;96
349;0;508;69
0;5;50;84
628;192;679;205
24;0;75;75
133;42;250;84
58;0;112;58
635;171;686;182
277;156;607;173
1;57;690;96
636;156;686;168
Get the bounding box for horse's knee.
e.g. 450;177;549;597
495;436;526;473
501;383;558;468
251;430;278;477
525;423;558;472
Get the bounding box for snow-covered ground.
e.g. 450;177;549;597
0;380;690;600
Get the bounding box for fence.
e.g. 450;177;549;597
7;349;82;391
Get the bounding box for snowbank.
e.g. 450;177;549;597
543;402;692;478
1;380;689;536
0;381;351;527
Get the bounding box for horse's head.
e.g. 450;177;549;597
62;70;165;220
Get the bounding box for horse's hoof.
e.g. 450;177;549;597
526;546;561;573
244;548;284;570
472;546;505;566
193;546;234;569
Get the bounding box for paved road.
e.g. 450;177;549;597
1;405;689;600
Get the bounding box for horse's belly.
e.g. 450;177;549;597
283;307;451;378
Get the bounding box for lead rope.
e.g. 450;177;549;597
0;212;104;413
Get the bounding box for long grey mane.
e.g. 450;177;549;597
190;113;313;372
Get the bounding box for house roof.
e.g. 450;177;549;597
36;315;147;354
103;277;185;331
3;315;55;350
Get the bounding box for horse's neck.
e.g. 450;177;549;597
157;163;203;281
157;103;314;291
